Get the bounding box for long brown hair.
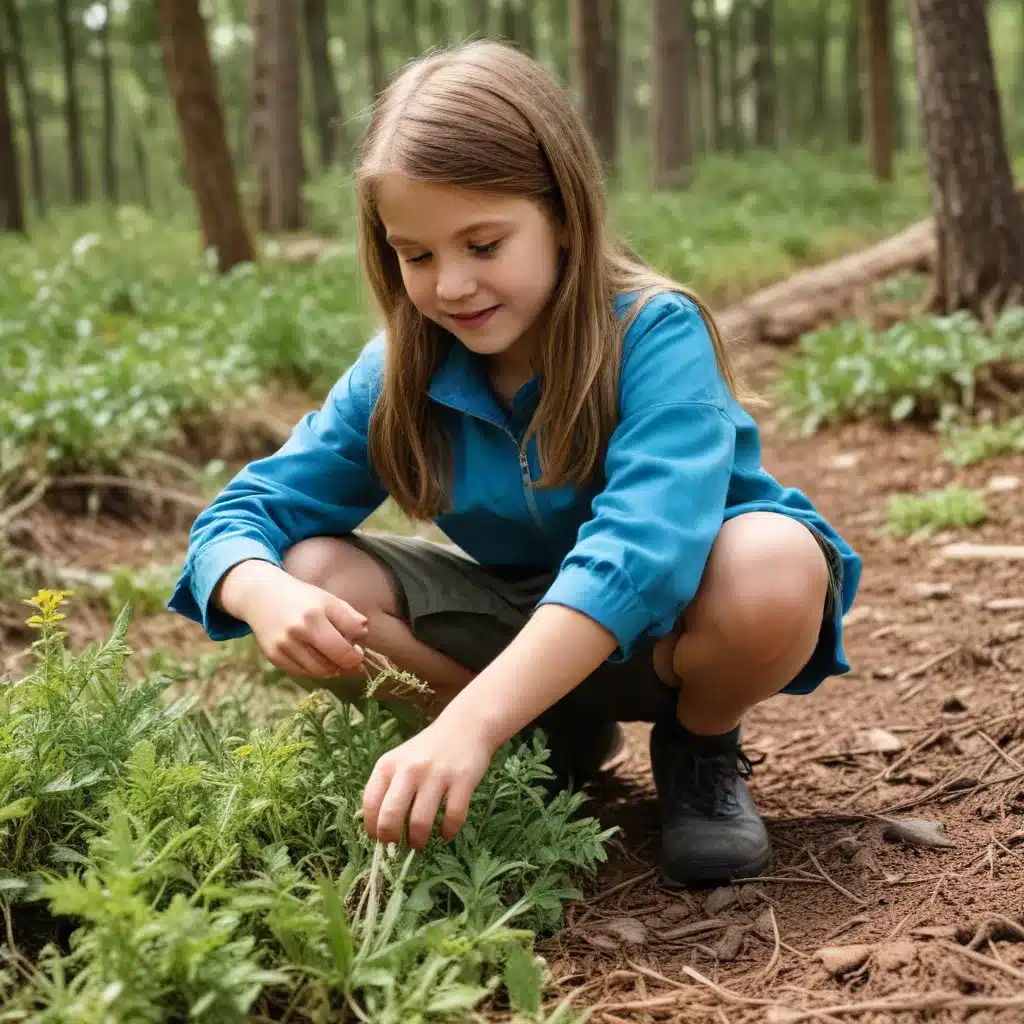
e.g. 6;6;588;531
356;40;746;520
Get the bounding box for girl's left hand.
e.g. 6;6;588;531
361;712;497;849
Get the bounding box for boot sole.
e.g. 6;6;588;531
657;847;773;890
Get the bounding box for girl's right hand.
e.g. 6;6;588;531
219;561;369;679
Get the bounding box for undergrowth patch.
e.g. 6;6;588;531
886;485;987;537
0;592;611;1022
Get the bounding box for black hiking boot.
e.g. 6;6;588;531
649;713;771;888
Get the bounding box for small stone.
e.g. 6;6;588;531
912;581;953;600
865;728;904;754
587;932;620;950
752;907;776;940
987;475;1019;492
873;941;918;971
659;902;693;924
827;452;860;470
704;886;739;916
737;884;760;908
595;916;648;946
715;925;746;961
872;666;897;680
817;944;873;977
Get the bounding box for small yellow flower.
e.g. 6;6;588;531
22;589;73;628
232;745;252;759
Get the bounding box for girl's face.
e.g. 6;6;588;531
376;175;563;363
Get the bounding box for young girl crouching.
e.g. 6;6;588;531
169;40;861;888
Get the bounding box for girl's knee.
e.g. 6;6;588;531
283;536;399;617
691;513;830;660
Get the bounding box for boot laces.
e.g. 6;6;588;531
670;742;759;815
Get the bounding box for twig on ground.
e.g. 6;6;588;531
805;849;869;907
976;731;1024;773
938;939;1024;982
0;477;51;534
49;473;207;511
626;959;776;1008
770;994;1024;1023
760;905;782;981
896;645;962;702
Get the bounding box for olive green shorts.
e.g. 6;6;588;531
346;528;842;724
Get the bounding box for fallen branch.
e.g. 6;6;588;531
0;477;51;534
941;542;1024;561
49;474;207;512
767;993;1024;1023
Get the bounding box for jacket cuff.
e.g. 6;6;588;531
168;536;282;641
536;563;652;661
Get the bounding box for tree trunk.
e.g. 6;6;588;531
728;0;745;153
1;0;42;212
752;0;775;148
844;0;863;144
888;4;904;149
550;0;570;83
517;0;536;56
428;0;448;45
470;0;488;35
0;39;23;232
250;0;304;231
56;0;87;203
132;126;151;210
572;0;619;177
909;0;1024;313
706;0;724;152
650;0;693;188
99;0;118;203
809;0;829;143
303;0;342;168
863;0;894;181
501;0;515;43
404;0;419;56
158;0;254;270
364;0;385;98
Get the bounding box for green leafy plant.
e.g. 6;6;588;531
0;592;610;1022
941;417;1024;465
886;485;987;537
776;307;1024;435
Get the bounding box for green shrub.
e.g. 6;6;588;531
886;485;987;537
941;416;1024;465
0;592;610;1022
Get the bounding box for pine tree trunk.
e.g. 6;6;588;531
863;0;894;181
888;4;904;149
728;0;745;153
470;0;488;35
56;0;86;203
909;0;1024;313
251;0;304;231
429;0;448;45
132;127;151;210
158;0;254;270
99;1;118;204
844;0;863;144
706;0;724;152
364;0;385;98
752;0;775;148
550;0;570;83
2;0;42;212
650;0;693;188
404;0;419;56
809;0;829;142
572;0;619;177
303;0;342;168
0;40;24;232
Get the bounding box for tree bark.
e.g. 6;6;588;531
863;0;894;181
364;0;385;98
1;0;42;212
751;0;775;148
56;0;87;203
250;0;304;231
404;0;419;56
99;0;118;203
844;0;863;144
158;0;254;270
706;0;724;152
909;0;1024;313
728;0;745;153
0;37;24;232
572;0;620;177
470;0;488;35
650;0;693;188
303;0;342;168
809;0;829;142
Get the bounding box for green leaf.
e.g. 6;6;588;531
890;394;916;420
319;876;354;981
424;983;490;1013
0;798;35;823
503;942;543;1014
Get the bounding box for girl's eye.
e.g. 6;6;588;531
470;240;500;256
404;252;431;264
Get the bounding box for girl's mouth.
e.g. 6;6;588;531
448;305;500;329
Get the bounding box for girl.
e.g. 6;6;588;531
169;40;861;888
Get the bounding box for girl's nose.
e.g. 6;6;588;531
435;260;477;303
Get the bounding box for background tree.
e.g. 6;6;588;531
158;0;254;270
0;21;24;232
572;0;620;177
864;0;894;180
56;0;86;203
650;0;693;188
909;0;1024;313
303;0;342;169
1;0;41;212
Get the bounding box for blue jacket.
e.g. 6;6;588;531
169;292;860;678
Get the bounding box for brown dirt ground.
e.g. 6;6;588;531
3;333;1024;1023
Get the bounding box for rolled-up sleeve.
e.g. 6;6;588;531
168;340;388;640
537;295;735;660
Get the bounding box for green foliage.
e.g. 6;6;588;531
941;417;1024;466
0;211;375;497
886;485;987;537
776;307;1024;434
0;592;611;1022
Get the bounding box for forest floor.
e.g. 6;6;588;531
3;277;1024;1024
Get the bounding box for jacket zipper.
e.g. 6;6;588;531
429;397;548;534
